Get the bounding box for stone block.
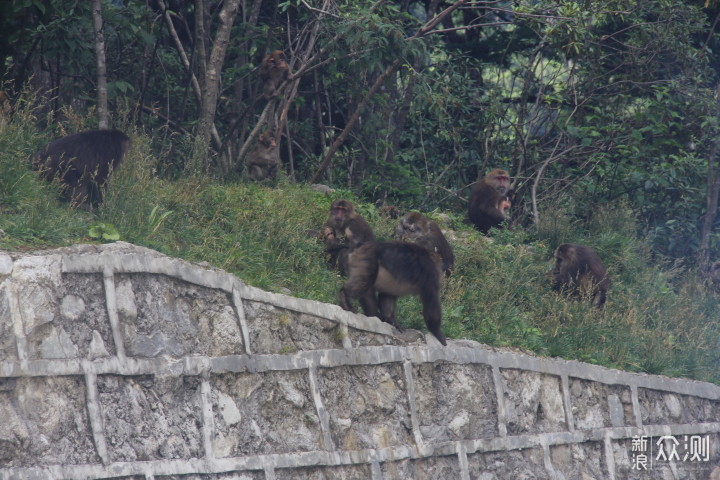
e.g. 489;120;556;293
0;285;18;361
550;441;606;480
98;375;203;462
413;361;498;443
381;455;461;479
569;378;632;429
211;370;323;457
612;434;720;480
638;388;720;425
275;464;371;479
317;363;413;450
501;369;566;435
117;274;244;357
467;448;547;479
0;376;98;467
243;301;343;354
157;472;263;480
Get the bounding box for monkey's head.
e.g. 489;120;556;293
322;225;336;240
258;132;277;148
485;169;510;195
395;212;427;241
553;244;576;272
328;199;355;227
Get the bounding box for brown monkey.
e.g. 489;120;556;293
339;241;447;345
33;129;131;209
468;169;511;234
258;50;290;99
325;199;375;251
379;205;401;219
247;132;281;181
552;244;611;308
322;225;350;276
395;212;455;277
498;191;513;216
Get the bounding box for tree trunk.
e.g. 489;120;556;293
91;0;109;129
192;0;242;172
698;83;720;271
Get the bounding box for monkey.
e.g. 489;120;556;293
552;243;611;308
33;129;130;210
339;241;447;346
468;168;511;234
322;225;350;276
321;199;375;275
395;212;455;277
246;131;280;181
258;50;290;99
498;190;514;216
325;199;375;252
379;205;401;219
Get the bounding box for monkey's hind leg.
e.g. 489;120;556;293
378;293;404;331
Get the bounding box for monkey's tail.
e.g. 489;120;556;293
420;283;446;346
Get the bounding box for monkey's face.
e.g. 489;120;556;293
329;201;351;227
494;175;509;195
259;134;276;148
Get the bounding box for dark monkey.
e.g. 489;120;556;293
395;212;455;277
247;131;280;181
325;199;375;251
258;50;290;99
33;129;130;209
552;243;611;308
321;199;375;275
322;225;350;276
468;168;511;234
379;205;401;219
339;241;447;346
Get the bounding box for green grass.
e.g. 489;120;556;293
2;112;719;384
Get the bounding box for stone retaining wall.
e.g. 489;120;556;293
0;242;718;480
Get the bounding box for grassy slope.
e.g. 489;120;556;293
2;118;719;384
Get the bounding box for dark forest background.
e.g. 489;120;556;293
4;0;720;265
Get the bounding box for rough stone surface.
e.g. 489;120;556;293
612;434;720;480
413;361;497;442
501;369;567;435
275;464;371;479
347;326;408;347
551;441;605;480
243;301;343;354
638;388;720;425
381;455;460;480
0;286;17;361
157;474;263;480
317;363;413;451
570;377;633;429
118;273;244;357
25;272;115;360
212;370;323;456
0;376;98;467
0;242;719;479
98;375;203;462
467;448;548;479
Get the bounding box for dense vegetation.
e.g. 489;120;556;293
1;0;719;382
